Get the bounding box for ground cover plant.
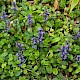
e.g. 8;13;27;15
0;0;80;80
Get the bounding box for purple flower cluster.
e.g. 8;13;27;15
32;28;45;49
16;51;25;67
16;42;26;67
16;42;25;51
60;43;70;60
27;14;32;27
38;28;45;43
72;32;80;39
43;10;49;21
11;2;17;11
2;20;10;33
32;37;37;49
1;12;7;21
1;12;10;33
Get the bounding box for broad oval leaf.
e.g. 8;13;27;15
52;37;60;43
52;68;58;75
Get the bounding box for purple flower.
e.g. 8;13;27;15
43;10;49;21
65;44;70;51
38;28;45;43
16;42;21;47
72;35;78;39
38;28;45;36
60;43;70;60
16;42;25;50
72;32;80;39
18;63;22;67
32;37;37;49
61;53;67;60
21;59;25;63
11;7;17;11
1;12;7;21
32;37;37;45
12;2;16;7
31;28;45;49
38;37;43;42
16;52;21;56
27;14;32;27
60;46;65;52
76;55;80;61
16;51;25;67
11;2;17;11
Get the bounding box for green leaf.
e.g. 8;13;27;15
69;54;73;60
62;65;67;69
1;52;8;57
54;78;59;80
0;21;5;29
42;0;49;3
21;64;26;68
68;67;73;72
33;65;38;71
23;69;28;74
74;66;80;74
19;77;25;80
0;58;4;63
15;71;21;76
0;33;3;38
43;38;50;47
10;27;15;33
70;0;79;13
1;74;6;79
10;71;14;77
21;3;27;11
34;0;39;4
48;50;53;59
52;37;60;43
8;57;13;61
0;39;6;48
74;68;80;74
3;33;9;37
21;11;27;16
15;67;20;70
46;66;52;74
34;50;39;59
72;63;78;67
41;60;50;65
39;67;46;74
60;0;66;9
8;44;11;48
1;62;7;68
53;68;58;75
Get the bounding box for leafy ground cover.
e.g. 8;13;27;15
0;0;80;80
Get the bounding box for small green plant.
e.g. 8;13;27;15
0;0;80;80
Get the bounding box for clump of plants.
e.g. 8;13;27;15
0;0;80;80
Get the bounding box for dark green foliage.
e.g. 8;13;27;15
0;0;80;80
